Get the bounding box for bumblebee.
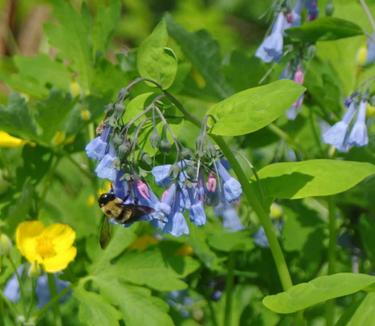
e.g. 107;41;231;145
97;192;154;248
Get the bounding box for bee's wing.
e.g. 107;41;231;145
124;205;154;223
99;215;112;249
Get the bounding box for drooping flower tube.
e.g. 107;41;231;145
322;101;357;152
348;100;368;147
256;12;288;63
85;127;112;161
286;67;305;120
305;0;319;21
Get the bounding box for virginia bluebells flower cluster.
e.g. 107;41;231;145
85;92;243;236
323;93;370;152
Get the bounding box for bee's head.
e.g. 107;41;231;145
98;193;116;207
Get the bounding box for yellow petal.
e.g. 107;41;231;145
0;131;26;148
16;221;44;258
43;224;76;254
43;246;77;273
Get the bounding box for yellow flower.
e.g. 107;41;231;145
0;131;26;148
356;45;368;66
367;104;375;117
16;221;77;273
80;109;91;121
70;81;81;97
52;131;66;146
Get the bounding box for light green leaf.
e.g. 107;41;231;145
0;94;38;141
286;17;363;43
165;14;232;99
137;19;177;89
95;247;199;291
74;288;121;326
207;80;305;136
97;279;174;326
263;273;375;314
256;160;375;199
208;230;254;252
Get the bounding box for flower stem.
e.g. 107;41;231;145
224;252;235;326
326;197;336;326
359;0;375;33
47;274;62;326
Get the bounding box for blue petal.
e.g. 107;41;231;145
85;137;107;161
221;206;243;231
152;165;172;187
36;274;70;308
189;202;206;226
348;101;368;147
223;178;242;203
253;227;269;248
323;121;350;152
164;212;189;236
3;269;22;303
367;34;375;64
95;153;118;182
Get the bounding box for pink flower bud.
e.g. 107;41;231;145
286;12;294;23
206;173;217;192
294;69;304;84
136;180;150;199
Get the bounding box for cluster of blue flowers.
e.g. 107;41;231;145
323;94;370;152
85;100;243;236
256;0;319;120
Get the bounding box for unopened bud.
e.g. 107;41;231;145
206;173;217;192
112;133;123;146
160;139;171;153
80;109;91;121
0;233;12;256
293;69;304;85
140;152;152;166
270;203;283;219
70;81;81;97
325;2;334;16
181;148;193;159
118;141;132;156
356;46;368;66
150;130;161;149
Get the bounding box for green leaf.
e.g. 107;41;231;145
256;160;375;199
337;293;375;326
95;247;199;291
0;94;38;141
45;0;92;92
137;19;177;89
207;80;305;136
286;17;363;43
165;14;232;99
96;279;174;326
92;0;121;54
74;288;121;326
208;230;254;252
263;273;375;314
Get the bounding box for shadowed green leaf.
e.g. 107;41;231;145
208;230;254;252
256;160;375;199
263;273;375;313
207;80;305;136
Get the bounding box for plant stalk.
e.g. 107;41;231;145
224;252;235;326
326;198;336;326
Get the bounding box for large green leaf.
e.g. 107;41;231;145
94;247;199;291
96;279;174;326
256;160;375;199
75;288;121;326
286;17;363;43
165;14;232;99
137;19;177;89
0;94;38;141
263;273;375;314
207;80;305;136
